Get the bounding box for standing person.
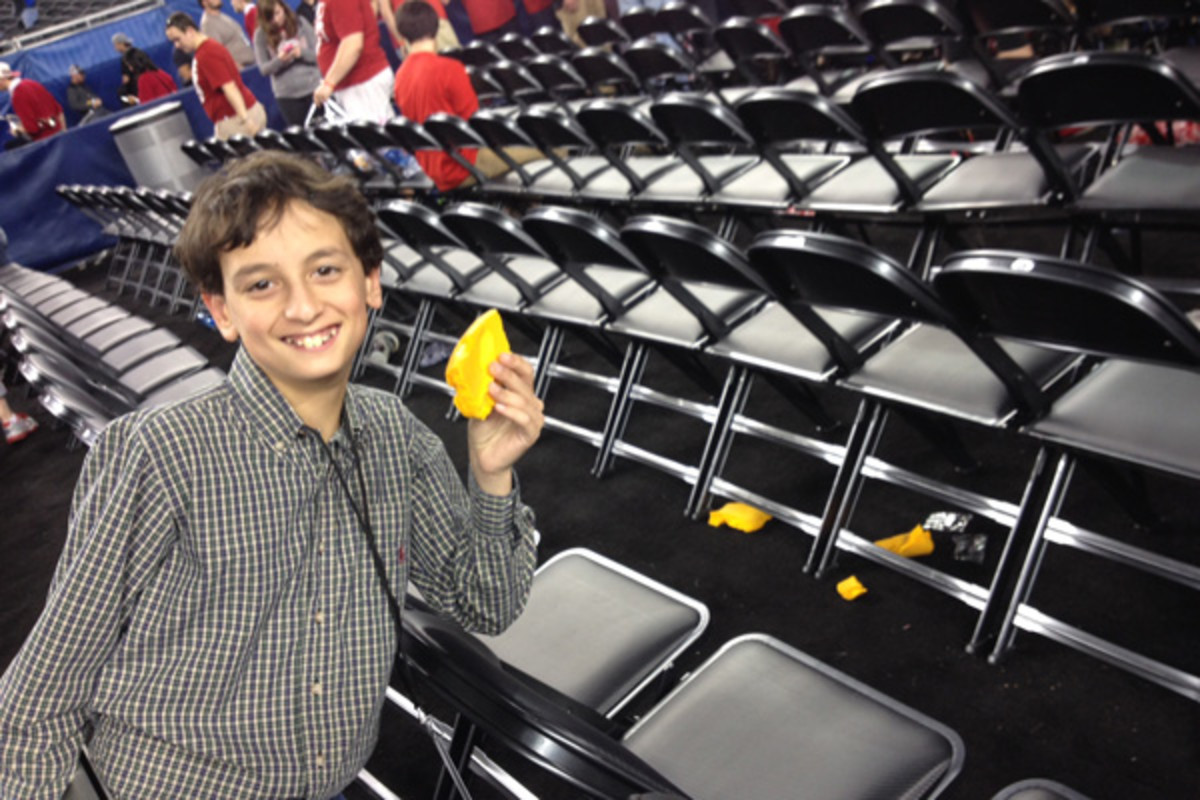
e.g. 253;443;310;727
123;48;178;104
254;0;322;127
296;0;316;26
313;0;395;123
173;45;194;86
0;62;65;143
0;150;540;799
390;0;458;54
393;1;540;190
230;0;258;40
65;65;109;125
198;0;256;68
111;33;148;100
166;12;266;140
517;0;556;36
460;0;517;42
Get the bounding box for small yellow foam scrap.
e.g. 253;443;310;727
874;524;935;558
837;575;868;601
445;309;512;419
707;502;773;533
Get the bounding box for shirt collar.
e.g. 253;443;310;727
228;347;369;453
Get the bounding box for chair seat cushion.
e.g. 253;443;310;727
610;283;761;348
1076;147;1200;214
843;324;1073;425
804;154;959;212
479;550;706;715
1031;359;1200;481
528;155;614;196
578;156;684;200
707;302;886;381
637;154;760;201
623;635;959;800
713;155;850;207
918;145;1095;211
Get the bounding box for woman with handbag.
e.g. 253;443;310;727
254;0;322;127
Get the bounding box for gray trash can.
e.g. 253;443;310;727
109;100;206;192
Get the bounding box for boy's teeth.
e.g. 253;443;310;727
290;328;336;348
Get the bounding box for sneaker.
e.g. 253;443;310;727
3;413;38;444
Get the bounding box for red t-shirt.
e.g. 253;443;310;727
194;38;257;122
11;79;63;141
137;69;178;104
243;4;258;41
392;0;447;20
316;0;390;89
393;50;479;190
524;0;554;14
460;0;515;35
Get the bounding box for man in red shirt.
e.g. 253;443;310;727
0;61;65;144
166;12;266;140
313;0;394;123
518;0;556;36
459;0;517;41
231;0;258;40
393;2;540;191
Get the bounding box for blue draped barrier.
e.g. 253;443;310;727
1;65;280;271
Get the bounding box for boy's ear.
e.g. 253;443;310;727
201;292;241;343
365;264;383;311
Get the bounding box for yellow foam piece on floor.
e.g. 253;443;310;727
707;502;772;533
874;524;935;558
445;309;511;419
837;575;868;601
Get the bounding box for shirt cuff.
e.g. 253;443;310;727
468;470;534;542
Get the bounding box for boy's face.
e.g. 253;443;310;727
202;200;382;407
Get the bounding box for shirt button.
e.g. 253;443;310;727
317;539;325;554
314;752;325;767
311;681;323;696
314;611;325;625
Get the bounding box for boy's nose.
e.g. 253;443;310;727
284;284;320;321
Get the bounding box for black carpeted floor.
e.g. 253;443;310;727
1;260;1197;800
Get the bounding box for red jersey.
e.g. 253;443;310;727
393;50;479;190
315;0;390;89
460;0;515;35
194;38;257;122
137;69;178;104
243;4;258;41
524;0;554;14
11;79;63;141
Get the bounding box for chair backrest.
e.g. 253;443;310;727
451;39;504;67
621;4;669;40
735;87;866;146
497;32;540;62
1016;51;1200;130
531;25;576;56
577;99;672;148
400;606;685;799
961;0;1079;39
578;15;632;48
852;66;1018;141
714;16;792;68
442;203;549;260
625;37;697;87
518;107;595;150
572;46;642;93
523;206;653;318
778;2;879;61
526;54;589;98
934;250;1200;368
649;91;756;147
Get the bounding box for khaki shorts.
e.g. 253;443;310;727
214;102;267;141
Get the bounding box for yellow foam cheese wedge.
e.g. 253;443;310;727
445;309;511;419
837;575;868;601
874;524;935;558
707;501;773;533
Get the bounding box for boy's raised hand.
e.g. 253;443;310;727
467;352;544;496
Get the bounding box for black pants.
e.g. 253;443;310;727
276;94;318;128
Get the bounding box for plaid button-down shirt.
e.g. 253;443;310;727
0;349;537;799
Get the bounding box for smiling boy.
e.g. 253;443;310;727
0;152;542;798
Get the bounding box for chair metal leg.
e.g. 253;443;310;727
966;447;1074;656
592;341;648;478
533;324;564;400
396;299;437;399
432;714;482;800
806;399;887;577
686;364;753;519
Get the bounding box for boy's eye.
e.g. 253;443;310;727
315;265;341;278
246;279;273;293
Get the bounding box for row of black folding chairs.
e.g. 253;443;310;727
0;263;223;447
361;197;1200;704
55;184;197;317
180;49;1200;278
454;0;1200;104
